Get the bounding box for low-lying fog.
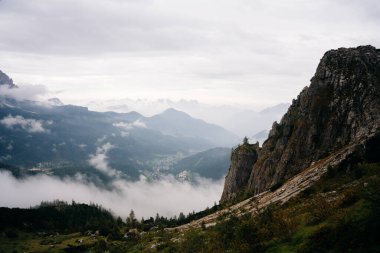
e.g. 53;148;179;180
0;171;224;219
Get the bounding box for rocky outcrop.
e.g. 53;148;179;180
221;45;380;202
220;142;260;203
0;70;16;88
247;45;380;195
171;132;380;232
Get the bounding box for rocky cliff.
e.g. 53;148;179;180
220;142;260;203
221;45;380;202
0;70;16;88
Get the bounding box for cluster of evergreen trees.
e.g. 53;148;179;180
0;199;222;236
119;202;221;232
0;200;115;233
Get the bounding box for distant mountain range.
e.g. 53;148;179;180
172;147;231;181
85;99;290;140
0;70;237;182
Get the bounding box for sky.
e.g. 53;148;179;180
0;0;379;109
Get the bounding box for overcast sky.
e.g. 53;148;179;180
0;0;379;109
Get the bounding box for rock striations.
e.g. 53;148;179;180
221;45;380;203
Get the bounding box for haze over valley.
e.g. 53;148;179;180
0;67;290;218
0;71;239;218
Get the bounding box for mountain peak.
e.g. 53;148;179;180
160;108;191;118
145;107;239;147
47;98;64;106
221;45;380;203
161;108;185;114
0;70;17;88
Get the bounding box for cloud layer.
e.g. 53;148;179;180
0;84;47;101
113;119;147;137
0;171;224;219
88;142;119;177
1;0;378;108
0;114;50;133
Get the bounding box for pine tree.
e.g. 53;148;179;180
178;212;185;221
116;216;123;227
126;210;137;229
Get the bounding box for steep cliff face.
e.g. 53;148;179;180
220;142;260;203
248;45;380;195
221;45;380;201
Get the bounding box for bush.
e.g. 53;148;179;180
339;190;360;208
326;166;337;178
300;185;316;197
5;230;18;239
270;180;284;192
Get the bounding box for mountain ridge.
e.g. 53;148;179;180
143;107;239;147
221;45;380;203
0;74;237;182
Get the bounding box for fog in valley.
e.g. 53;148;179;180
0;171;224;219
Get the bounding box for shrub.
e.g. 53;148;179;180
5;230;18;239
326;165;337;178
270;180;284;192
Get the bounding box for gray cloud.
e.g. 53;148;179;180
0;0;204;55
0;84;47;101
113;120;146;130
0;114;50;133
0;0;379;110
0;171;224;219
113;119;147;137
88;142;119;177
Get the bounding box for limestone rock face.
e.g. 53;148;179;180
220;46;380;202
247;45;380;195
220;142;260;203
